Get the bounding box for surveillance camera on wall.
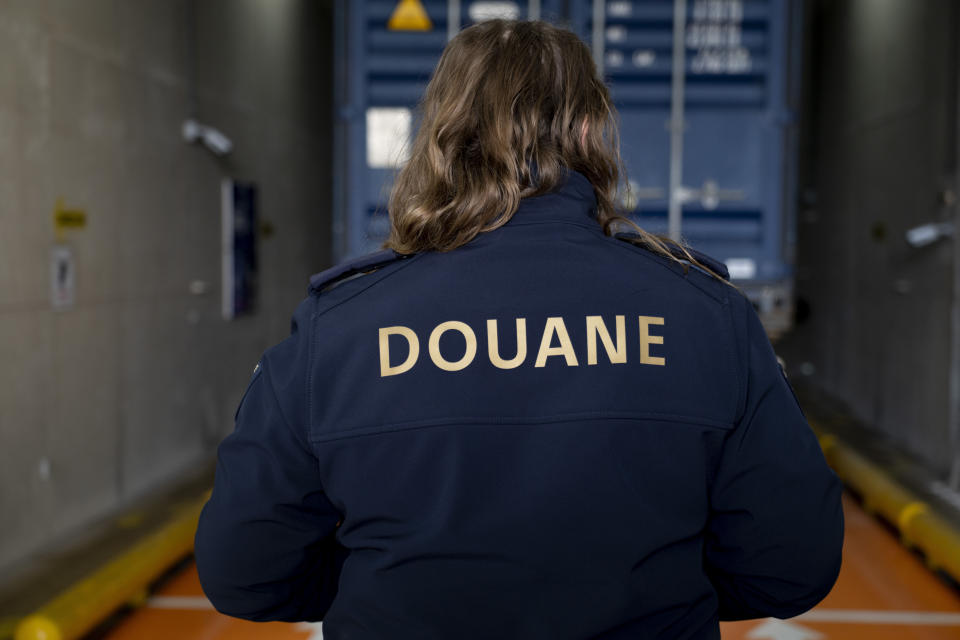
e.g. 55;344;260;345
182;119;234;156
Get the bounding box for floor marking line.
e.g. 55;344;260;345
146;595;215;610
797;609;960;625
747;618;822;639
297;621;325;640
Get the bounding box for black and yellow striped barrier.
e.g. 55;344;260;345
13;493;208;640
815;425;960;582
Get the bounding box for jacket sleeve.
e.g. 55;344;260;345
195;299;346;622
704;296;844;621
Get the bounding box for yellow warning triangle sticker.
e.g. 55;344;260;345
388;0;432;31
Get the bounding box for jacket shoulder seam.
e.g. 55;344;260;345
603;234;729;304
310;253;425;321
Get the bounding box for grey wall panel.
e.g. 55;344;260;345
0;0;334;572
0;311;56;565
48;306;123;533
788;0;956;474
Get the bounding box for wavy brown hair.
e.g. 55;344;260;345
385;19;727;282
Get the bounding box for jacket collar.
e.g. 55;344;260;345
506;169;598;227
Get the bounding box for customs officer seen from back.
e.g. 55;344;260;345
195;19;844;639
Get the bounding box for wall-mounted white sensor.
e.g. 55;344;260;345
182;119;234;156
906;222;954;248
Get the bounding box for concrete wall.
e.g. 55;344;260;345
787;0;957;474
0;0;333;572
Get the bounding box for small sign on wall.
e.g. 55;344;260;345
50;245;75;311
221;179;259;319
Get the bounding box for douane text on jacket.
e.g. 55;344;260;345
378;314;666;376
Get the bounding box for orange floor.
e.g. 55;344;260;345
104;494;960;639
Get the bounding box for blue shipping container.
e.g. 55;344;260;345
334;0;801;334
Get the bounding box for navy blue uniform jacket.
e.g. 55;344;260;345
195;171;844;639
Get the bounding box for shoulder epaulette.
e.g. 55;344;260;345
614;232;730;280
308;249;410;294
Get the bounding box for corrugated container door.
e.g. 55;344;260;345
570;0;800;335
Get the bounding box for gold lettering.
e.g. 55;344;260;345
535;317;579;367
428;321;478;372
639;316;666;366
487;318;527;369
586;315;627;365
379;326;420;377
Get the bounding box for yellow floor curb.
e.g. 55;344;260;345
13;492;209;640
813;421;960;582
0;618;19;640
